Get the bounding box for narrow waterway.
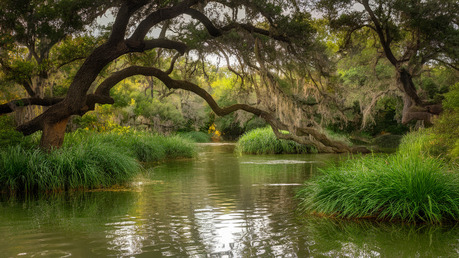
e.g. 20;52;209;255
0;143;457;257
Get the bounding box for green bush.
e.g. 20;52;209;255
236;127;315;154
372;134;403;149
297;152;459;223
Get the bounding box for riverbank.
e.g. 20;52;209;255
0;131;195;194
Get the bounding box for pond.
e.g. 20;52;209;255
0;143;457;257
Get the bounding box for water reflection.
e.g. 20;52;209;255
301;217;459;257
0;144;457;257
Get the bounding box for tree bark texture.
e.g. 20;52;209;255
40;117;70;150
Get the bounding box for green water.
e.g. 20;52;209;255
0;143;457;257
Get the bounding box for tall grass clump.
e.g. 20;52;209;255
177;131;211;143
236;127;315;154
0;144;139;193
0;130;196;193
155;135;196;159
297;152;459;223
65;130;195;162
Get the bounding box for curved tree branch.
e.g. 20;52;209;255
184;8;291;43
108;1;146;44
166;53;181;74
130;0;199;41
0;97;63;114
93;65;359;153
144;39;188;54
184;8;223;37
361;0;398;66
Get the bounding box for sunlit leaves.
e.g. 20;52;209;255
52;35;104;67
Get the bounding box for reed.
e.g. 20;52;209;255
236;127;314;154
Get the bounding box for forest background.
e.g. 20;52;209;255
0;0;457;156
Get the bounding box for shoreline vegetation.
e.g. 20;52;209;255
296;129;459;224
236;127;317;154
0;130;196;194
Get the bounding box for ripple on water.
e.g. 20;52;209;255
241;160;319;165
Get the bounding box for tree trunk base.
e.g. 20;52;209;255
40;118;69;151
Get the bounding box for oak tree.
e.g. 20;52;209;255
316;0;458;125
1;0;360;153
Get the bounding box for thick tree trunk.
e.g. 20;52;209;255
40;117;70;151
397;69;436;125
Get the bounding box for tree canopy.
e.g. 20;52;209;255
316;0;458;124
0;0;457;153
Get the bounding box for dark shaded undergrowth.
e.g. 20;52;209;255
0;131;195;194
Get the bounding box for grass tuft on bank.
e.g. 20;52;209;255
297;151;459;224
236;127;316;154
0;131;195;193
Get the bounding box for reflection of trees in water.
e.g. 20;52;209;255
300;218;459;257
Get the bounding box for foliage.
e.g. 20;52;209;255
178;131;211;143
0;115;24;147
236;127;316;154
398;125;458;163
0;0;456;153
396;84;459;162
297;152;459;224
442;82;459;111
0;0;110;97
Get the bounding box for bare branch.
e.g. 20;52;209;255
216;45;244;84
166;53;181;74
